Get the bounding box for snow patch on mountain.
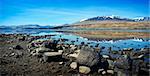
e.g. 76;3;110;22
80;18;88;22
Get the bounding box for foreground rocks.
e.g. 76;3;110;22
0;34;149;76
26;34;150;76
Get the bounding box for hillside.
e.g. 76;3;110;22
71;21;150;30
63;16;150;39
70;16;150;30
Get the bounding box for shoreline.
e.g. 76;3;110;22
0;32;149;41
57;30;150;41
0;34;149;76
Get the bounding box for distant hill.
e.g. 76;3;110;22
0;24;64;29
80;16;150;22
0;26;13;29
0;16;149;30
70;16;150;30
15;24;54;29
73;16;150;25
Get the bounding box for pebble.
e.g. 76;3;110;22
98;69;104;73
79;66;91;74
107;70;114;74
70;62;77;69
102;71;106;75
59;62;63;65
10;53;15;56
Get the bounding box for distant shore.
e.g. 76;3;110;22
57;30;150;41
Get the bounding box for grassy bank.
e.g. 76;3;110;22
71;21;150;30
60;30;150;40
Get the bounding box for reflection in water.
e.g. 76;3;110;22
31;32;150;54
1;28;150;54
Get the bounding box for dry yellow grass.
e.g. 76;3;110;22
68;31;150;39
72;22;150;29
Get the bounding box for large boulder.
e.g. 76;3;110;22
76;49;99;67
43;52;62;62
64;46;99;67
114;57;130;70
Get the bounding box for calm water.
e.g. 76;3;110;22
1;28;150;53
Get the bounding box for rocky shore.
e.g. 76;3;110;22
0;34;149;76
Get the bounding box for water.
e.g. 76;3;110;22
1;28;150;52
63;27;150;33
1;28;149;63
51;33;150;53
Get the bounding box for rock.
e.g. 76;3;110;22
59;62;63;65
10;53;15;56
140;48;149;52
14;45;23;50
39;58;43;62
123;48;133;51
107;59;114;69
123;55;128;59
138;54;144;58
35;47;50;53
102;71;106;75
114;57;130;70
27;49;31;52
16;50;23;56
43;52;62;56
30;50;36;55
68;50;80;58
76;49;99;67
2;54;8;57
9;47;13;50
107;70;114;74
70;45;77;50
18;36;26;41
98;69;104;73
43;55;48;62
58;50;63;53
43;52;62;62
79;66;91;74
102;55;109;58
70;62;77;69
9;51;22;58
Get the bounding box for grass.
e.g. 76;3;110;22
62;30;150;39
71;21;150;30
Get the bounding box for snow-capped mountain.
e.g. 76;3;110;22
79;18;88;22
79;16;150;22
134;17;150;21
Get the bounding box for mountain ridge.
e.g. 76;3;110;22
79;16;150;22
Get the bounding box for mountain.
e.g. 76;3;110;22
70;16;150;30
79;16;150;22
0;24;56;29
134;17;150;21
0;26;14;29
16;24;54;29
79;16;135;22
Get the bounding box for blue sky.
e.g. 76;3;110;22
0;0;149;26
